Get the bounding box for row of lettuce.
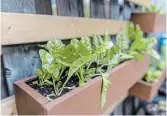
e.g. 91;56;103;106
35;22;160;108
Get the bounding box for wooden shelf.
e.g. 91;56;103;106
127;0;152;6
1;12;127;45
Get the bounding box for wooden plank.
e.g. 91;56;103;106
127;0;152;6
1;56;9;99
1;0;36;13
1;96;17;115
2;45;41;95
34;0;52;15
109;0;120;20
1;0;52;96
56;0;84;17
122;1;132;20
1;93;128;115
90;0;105;18
103;92;128;115
1;12;128;45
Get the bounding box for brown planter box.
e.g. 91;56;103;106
129;69;166;102
14;54;149;115
131;13;166;33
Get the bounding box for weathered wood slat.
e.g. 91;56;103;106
1;56;9;99
1;0;36;13
56;0;84;17
122;1;133;20
1;96;17;115
1;12;128;45
90;0;105;18
2;45;41;95
34;0;52;15
110;0;120;20
1;0;52;96
127;0;152;6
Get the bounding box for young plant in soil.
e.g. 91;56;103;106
143;57;165;83
142;4;166;15
27;22;159;109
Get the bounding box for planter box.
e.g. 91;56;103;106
14;54;149;115
131;13;166;33
129;69;166;102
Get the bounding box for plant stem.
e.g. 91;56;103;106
86;61;92;71
51;76;57;95
59;66;65;80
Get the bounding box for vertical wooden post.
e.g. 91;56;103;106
122;1;132;20
56;0;84;17
109;0;120;20
1;0;52;96
90;0;105;18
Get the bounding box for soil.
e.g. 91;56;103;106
26;62;108;101
26;75;79;101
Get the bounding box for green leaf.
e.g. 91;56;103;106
46;38;65;55
145;37;157;49
128;51;144;60
92;35;100;49
130;39;146;51
43;62;61;74
32;81;38;85
85;68;96;81
145;70;154;82
134;53;144;60
44;80;53;86
68;55;95;80
104;32;110;42
36;69;43;79
135;25;143;40
116;32;129;51
70;38;79;49
120;53;134;61
94;41;113;55
126;22;135;39
39;49;54;65
77;37;92;56
97;35;104;45
59;55;95;95
56;45;80;63
101;73;111;109
110;53;121;66
147;49;160;60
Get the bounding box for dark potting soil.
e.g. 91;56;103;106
26;62;108;101
26;76;79;101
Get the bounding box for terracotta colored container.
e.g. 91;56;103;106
129;69;166;102
14;54;149;115
131;13;166;33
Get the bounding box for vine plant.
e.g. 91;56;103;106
35;22;159;109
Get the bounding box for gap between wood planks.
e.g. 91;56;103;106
1;92;128;115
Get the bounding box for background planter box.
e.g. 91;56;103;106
131;13;166;33
14;54;149;115
129;69;166;102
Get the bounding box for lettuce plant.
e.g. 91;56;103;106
36;22;159;109
142;4;166;15
144;61;165;83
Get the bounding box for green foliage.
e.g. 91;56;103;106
101;73;111;109
144;61;165;83
143;4;166;15
36;22;159;109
